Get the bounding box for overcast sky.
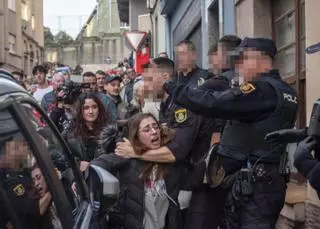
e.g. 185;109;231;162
44;0;97;38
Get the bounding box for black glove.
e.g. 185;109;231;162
264;128;308;144
293;136;317;177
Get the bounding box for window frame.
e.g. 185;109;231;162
272;0;306;128
8;33;16;53
7;0;16;12
21;1;29;21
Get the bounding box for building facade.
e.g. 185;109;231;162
158;0;235;68
0;0;44;76
45;0;130;69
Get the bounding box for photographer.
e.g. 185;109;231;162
41;72;65;114
49;80;89;133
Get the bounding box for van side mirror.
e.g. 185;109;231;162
88;164;119;213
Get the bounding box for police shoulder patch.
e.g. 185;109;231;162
174;108;187;123
240;83;256;94
13;184;25;196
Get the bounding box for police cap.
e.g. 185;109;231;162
153;57;175;69
238;37;277;59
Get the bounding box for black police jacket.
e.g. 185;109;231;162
168;69;298;164
160;67;217;165
91;154;183;229
1;170;41;229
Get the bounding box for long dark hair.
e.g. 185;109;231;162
74;93;110;138
128;113;175;180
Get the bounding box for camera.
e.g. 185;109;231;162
57;81;90;104
98;122;129;156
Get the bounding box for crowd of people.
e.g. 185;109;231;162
6;34;320;229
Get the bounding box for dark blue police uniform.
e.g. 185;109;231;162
160;66;215;166
1;170;41;229
160;67;231;229
166;38;298;229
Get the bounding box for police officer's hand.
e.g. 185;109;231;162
265;128;308;144
294;136;317;174
115;138;138;159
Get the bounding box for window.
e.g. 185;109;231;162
29;45;34;60
272;0;306;127
8;34;16;53
8;0;16;11
21;2;29;21
31;15;35;30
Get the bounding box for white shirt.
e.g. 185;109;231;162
33;86;53;104
142;100;161;120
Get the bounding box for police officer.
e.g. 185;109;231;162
265;42;320;194
266;128;320;192
0;112;52;229
165;37;298;228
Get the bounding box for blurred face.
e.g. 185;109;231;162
82;98;99;123
52;74;65;90
63;73;70;82
138;117;161;150
0;140;30;169
96;74;105;89
210;44;229;74
26;75;33;84
32;168;48;198
83;76;97;92
34;71;46;84
127;69;136;80
236;49;269;84
142;68;154;98
105;80;121;96
152;66;169;95
175;44;196;72
12;74;21;82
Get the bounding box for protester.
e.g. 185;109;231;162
65;93;111;171
91;113;183;229
103;74;126;120
96;70;106;93
33;65;53;104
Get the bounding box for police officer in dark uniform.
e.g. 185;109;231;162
164;37;298;228
265;42;320;194
265;127;320;192
0;111;52;229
